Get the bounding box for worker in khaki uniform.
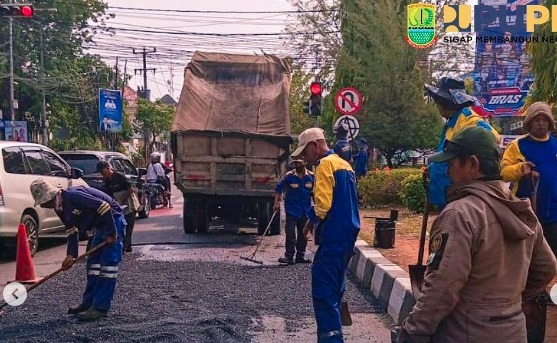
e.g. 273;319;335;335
398;126;556;343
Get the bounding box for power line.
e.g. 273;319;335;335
107;6;336;14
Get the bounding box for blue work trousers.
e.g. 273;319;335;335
312;243;354;343
82;213;126;311
284;214;308;259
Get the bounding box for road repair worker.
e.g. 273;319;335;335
501;101;557;258
97;160;138;253
353;137;369;179
425;76;500;209
397;127;556;343
292;127;360;343
30;179;126;321
333;122;352;163
500;102;557;343
273;158;314;265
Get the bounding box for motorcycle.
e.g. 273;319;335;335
146;180;170;209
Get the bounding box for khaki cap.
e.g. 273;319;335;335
30;179;60;206
291;127;326;157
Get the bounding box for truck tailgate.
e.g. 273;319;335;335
174;133;286;195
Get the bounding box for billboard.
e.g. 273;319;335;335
98;89;123;133
472;0;541;117
4;121;28;142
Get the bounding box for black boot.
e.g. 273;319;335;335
68;304;90;315
278;257;295;265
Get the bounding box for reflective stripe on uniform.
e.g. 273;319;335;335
97;201;110;215
99;272;118;278
319;330;342;339
101;266;119;272
87;270;101;275
88;264;101;269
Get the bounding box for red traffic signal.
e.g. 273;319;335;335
0;4;34;18
310;82;322;95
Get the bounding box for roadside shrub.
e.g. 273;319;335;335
358;168;422;207
399;173;427;213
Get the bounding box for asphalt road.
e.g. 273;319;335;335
0;190;394;343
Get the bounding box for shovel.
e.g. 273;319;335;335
408;170;430;298
530;173;539;213
0;241;108;316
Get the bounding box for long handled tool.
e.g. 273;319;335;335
0;241;107;315
240;211;277;264
409;170;430;298
530;173;539;213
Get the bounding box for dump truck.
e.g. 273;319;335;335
171;51;292;234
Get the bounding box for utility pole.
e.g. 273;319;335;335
169;63;175;99
39;28;48;145
9;16;15;122
133;47;156;100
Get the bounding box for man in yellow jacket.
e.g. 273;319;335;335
425;77;501;208
501;101;557;258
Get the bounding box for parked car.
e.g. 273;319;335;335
0;141;88;258
57;150;150;219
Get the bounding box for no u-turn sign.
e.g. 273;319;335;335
335;87;362;115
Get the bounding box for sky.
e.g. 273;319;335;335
91;0;296;100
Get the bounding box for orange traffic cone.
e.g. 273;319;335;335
12;223;42;284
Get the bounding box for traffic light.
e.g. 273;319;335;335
0;4;34;18
308;82;323;116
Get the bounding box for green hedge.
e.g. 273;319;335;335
399;173;427;213
358;168;422;207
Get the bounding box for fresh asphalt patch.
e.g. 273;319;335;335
0;250;388;343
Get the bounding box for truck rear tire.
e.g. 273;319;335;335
183;199;197;234
196;200;209;233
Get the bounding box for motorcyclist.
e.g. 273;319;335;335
146;152;172;208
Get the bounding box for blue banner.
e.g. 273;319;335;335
99;89;123;133
472;0;540;117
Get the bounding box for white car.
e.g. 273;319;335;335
0;141;88;258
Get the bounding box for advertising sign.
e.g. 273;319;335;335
99;89;123;133
472;0;541;117
4;121;28;142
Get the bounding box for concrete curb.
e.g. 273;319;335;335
349;239;416;325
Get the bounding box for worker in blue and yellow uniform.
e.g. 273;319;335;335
333;122;353;163
30;179;126;321
273;159;315;265
291;127;360;343
425;76;501;208
501;101;557;258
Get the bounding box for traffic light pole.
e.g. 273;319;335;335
40;28;47;144
9;15;15;122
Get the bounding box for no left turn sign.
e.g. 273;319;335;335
335;87;362;115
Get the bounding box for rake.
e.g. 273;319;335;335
240;211;277;264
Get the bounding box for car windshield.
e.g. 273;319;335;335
60;155;100;175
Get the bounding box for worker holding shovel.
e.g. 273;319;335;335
30;179;126;321
397;127;556;343
500;101;557;343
